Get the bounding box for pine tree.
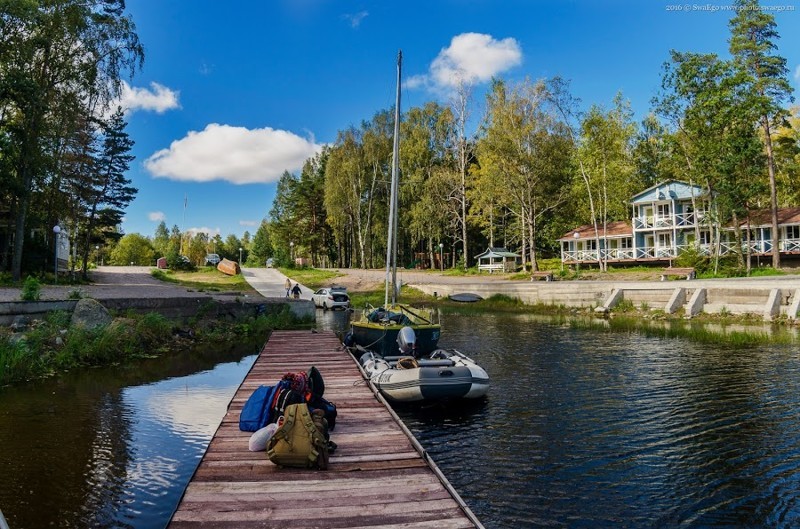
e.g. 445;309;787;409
729;0;793;268
80;107;137;277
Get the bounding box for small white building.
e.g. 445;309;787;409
475;247;521;273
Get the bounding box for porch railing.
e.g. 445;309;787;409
562;237;800;262
632;211;705;230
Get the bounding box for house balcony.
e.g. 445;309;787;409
561;238;800;263
633;212;704;230
561;248;638;262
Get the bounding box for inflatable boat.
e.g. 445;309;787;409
353;327;489;403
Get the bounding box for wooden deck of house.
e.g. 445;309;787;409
167;330;482;529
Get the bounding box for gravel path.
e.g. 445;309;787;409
0;266;225;302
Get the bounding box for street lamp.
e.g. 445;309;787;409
290;241;294;263
95;245;100;267
439;242;444;271
239;247;243;265
52;224;61;284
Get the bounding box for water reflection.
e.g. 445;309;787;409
396;313;800;528
0;345;257;529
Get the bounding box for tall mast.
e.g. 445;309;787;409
385;50;402;306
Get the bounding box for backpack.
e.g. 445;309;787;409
308;393;337;431
239;384;280;432
308;366;325;397
271;386;304;420
266;403;329;469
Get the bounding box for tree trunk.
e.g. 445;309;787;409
762;116;780;269
529;209;538;272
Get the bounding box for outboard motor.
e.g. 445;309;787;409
397;326;417;357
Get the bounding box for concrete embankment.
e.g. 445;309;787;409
0;297;314;326
411;277;800;321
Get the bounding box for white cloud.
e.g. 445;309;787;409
187;226;221;237
144;124;323;185
118;81;180;115
239;220;258;227
342;11;368;28
148;211;166;222
411;33;522;91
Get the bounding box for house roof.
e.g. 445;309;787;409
558;221;633;241
475;247;520;259
738;207;800;227
630;180;706;204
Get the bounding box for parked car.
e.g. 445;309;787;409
204;253;221;266
311;286;350;310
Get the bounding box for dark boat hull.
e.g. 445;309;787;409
350;322;441;357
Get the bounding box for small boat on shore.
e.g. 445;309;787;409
217;258;240;276
449;293;483;303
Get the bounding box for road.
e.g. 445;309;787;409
240;268;314;298
1;266;799;304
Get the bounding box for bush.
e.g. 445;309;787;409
20;276;41;301
674;245;710;273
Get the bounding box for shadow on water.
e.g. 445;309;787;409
0;341;259;529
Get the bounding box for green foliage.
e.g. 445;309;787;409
674;245;710;273
615;299;635;313
135;313;172;343
110;233;156;266
68;288;83;300
0;303;310;386
165;251;195;271
248;220;273;266
20;276;41;301
2;0;144;281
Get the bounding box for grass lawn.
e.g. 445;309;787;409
150;268;257;293
277;267;344;290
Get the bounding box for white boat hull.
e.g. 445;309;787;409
360;350;489;403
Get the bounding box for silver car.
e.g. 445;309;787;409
311;286;350;310
204;253;221;265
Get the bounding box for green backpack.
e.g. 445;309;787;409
266;403;329;469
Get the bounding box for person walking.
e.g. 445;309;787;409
284;278;291;298
291;283;301;299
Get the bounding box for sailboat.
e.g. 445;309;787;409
347;51;489;403
349;50;442;358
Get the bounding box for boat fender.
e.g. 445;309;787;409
396;357;419;370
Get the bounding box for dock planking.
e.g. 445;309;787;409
168;330;482;529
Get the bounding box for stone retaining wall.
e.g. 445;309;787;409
416;282;800;321
0;297;314;326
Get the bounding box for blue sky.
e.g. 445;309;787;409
117;0;800;240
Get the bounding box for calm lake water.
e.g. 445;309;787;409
2;311;800;528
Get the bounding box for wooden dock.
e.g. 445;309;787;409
168;330;482;528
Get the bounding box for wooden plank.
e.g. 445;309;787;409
167;330;481;529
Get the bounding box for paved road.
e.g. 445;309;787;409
0;266;313;303
240;268;313;299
